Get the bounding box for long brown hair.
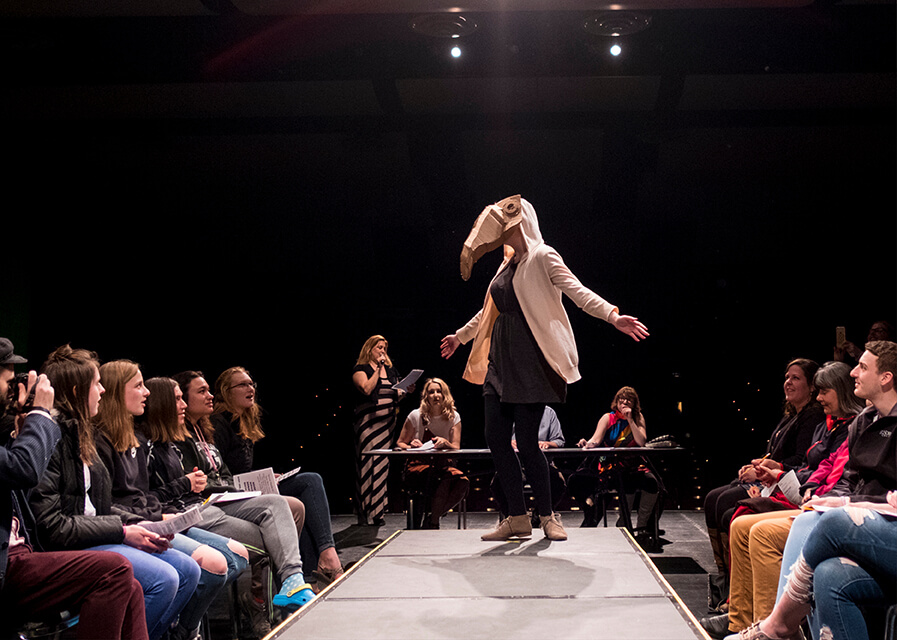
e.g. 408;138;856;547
213;367;265;443
95;360;142;452
172;370;215;439
611;386;643;426
136;377;190;443
41;345;101;465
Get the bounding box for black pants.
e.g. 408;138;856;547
484;396;552;517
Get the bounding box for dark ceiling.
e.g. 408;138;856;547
2;0;894;123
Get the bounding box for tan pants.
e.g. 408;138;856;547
727;509;800;631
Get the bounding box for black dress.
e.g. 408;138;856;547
484;261;566;404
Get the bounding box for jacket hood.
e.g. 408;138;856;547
459;195;544;280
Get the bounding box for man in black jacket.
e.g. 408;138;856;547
0;338;148;639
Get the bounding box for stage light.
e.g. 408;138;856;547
451;45;462;58
610;44;622;57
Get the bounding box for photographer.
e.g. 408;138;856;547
0;337;148;639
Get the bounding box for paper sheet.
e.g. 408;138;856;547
393;369;424;392
141;506;203;536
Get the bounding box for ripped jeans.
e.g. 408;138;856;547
781;507;897;640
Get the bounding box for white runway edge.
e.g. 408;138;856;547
268;528;712;640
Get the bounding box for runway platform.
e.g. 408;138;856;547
270;528;711;640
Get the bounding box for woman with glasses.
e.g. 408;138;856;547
211;367;343;589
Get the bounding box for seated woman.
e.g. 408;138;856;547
703;358;824;612
211;366;343;588
94;360;250;640
396;377;470;530
171;370;314;614
138;377;285;637
703;361;860;637
29;346;199;640
567;386;660;540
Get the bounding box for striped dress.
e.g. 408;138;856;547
352;363;400;525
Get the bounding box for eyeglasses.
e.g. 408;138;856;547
229;381;257;391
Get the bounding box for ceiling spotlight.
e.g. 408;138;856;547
609;44;622;57
409;13;478;39
451;46;462;58
583;11;652;37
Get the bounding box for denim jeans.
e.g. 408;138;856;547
278;472;335;571
777;509;821;601
170;528;249;632
89;543;199;640
805;507;897;640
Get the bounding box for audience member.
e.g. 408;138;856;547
567;386;660;541
0;339;148;640
701;361;861;637
729;340;897;640
489;405;567;522
138;377;283;638
834;319;893;366
29;345;199;640
95;360;250;640
395;377;470;529
704;358;824;612
211;366;343;589
171;370;315;614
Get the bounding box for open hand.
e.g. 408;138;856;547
612;314;649;342
440;334;460;359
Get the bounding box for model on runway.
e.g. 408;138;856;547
440;195;649;542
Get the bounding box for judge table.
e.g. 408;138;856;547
363;445;683;541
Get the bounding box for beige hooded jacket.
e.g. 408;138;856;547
456;197;618;386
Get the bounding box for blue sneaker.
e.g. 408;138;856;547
272;573;315;612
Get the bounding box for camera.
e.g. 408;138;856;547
5;371;36;414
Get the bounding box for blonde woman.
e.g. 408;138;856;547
351;335;413;526
396;378;469;529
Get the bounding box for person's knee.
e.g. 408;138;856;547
191;545;228;576
228;539;250;563
306;472;325;491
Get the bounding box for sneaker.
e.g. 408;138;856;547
239;591;272;638
540;512;568;541
272;573;315;613
699;613;731;639
481;514;532;541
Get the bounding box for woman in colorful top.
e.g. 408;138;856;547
568;386;659;533
396;378;469;529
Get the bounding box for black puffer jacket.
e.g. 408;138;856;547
29;415;141;550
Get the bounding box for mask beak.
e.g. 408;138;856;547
459;195;523;281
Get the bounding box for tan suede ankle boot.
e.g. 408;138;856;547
540;512;568;541
481;514;533;541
